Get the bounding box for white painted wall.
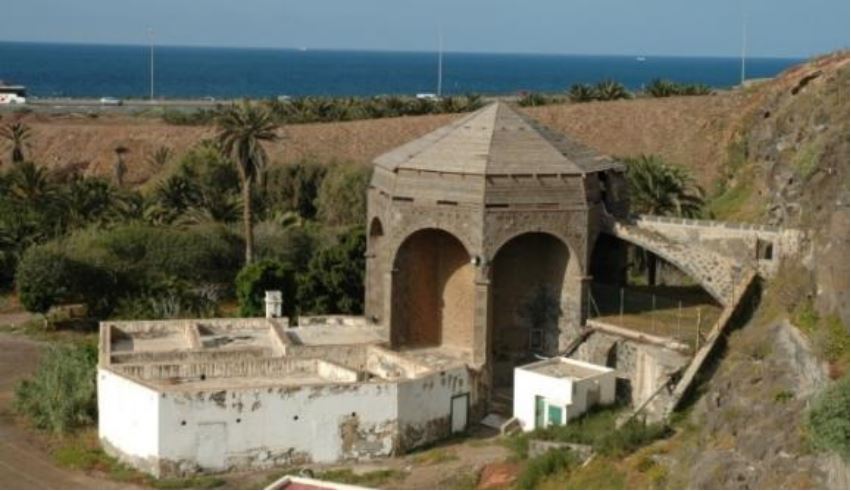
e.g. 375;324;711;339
397;367;471;447
98;368;160;467
157;381;399;472
513;359;616;432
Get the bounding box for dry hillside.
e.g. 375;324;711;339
7;85;757;189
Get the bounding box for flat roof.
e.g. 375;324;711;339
518;357;612;380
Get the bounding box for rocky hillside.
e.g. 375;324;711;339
661;52;849;489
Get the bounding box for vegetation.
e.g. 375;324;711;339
568;83;597;102
235;259;296;317
313;468;405;487
515;449;579;489
517;92;562;107
163;94;484;126
297;227;366;315
624;154;705;218
807;375;849;459
645;78;711;97
217;101;280;264
13;343;98;434
0;121;32;164
315;163;371;227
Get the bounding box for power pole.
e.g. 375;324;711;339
740;1;747;86
148;27;155;101
437;27;443;97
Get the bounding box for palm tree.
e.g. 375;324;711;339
624;155;705;218
568;83;596;103
594;79;631;101
216;101;279;264
0;122;32;164
113;146;129;187
624;155;705;285
146;146;172;170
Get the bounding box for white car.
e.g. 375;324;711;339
0;93;26;104
99;97;123;106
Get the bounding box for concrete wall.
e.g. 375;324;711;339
397;366;471;449
98;368;161;475
157;381;400;474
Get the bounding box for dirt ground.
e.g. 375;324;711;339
0;331;130;489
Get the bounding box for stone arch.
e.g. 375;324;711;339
365;217;386;322
390;228;475;352
489;232;571;387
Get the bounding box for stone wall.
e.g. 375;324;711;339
633;215;803;277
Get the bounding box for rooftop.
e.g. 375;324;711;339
373;102;623;176
519;357;613;380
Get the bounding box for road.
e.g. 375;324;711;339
0;332;127;489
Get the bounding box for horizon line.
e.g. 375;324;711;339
0;38;816;61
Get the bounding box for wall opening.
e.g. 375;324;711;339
491;233;568;388
391;229;474;352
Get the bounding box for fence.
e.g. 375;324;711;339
588;283;723;350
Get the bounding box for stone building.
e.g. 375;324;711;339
365;102;628;390
97;102;794;476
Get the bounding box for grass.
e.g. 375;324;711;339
48;429;226;489
313;468;406;488
794;300;850;374
410;447;459;465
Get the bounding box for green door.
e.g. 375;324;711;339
548;404;564;426
534;396;546;429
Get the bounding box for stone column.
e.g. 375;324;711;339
472;277;491;367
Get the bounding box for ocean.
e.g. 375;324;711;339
0;41;802;99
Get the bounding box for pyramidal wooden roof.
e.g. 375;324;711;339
374;102;623;175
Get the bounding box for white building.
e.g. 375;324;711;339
97;315;472;477
513;358;616;431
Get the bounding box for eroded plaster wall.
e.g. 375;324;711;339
397;366;471;449
157;381;400;474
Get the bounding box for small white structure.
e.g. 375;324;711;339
513;357;616;431
264;290;283;318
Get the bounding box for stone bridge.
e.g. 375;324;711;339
601;214;751;306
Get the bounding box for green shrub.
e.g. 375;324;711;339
235;259;297;317
262;162;328;220
807;375;849;459
594;418;670;457
645;79;711;98
14;343;98;434
297;227;365;315
518;92;558;107
17;244;117;317
515;449;578;489
254;221;322;271
315;164;371;228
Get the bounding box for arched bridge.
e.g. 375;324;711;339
601;215;751;306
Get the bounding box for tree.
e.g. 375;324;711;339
624;155;705;285
235;259;297;317
297;227;366;315
0;121;32;164
217;101;280;264
624;155;705;218
568;83;596;103
315;164;371;227
113;146;129;187
594;79;631;101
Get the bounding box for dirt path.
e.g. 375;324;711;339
0;332;128;489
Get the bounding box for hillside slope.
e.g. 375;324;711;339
662;52;849;489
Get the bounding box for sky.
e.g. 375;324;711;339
0;0;848;58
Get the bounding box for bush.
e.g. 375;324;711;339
516;449;578;489
646;79;711;98
518;92;559;107
297;227;366;315
261;162;328;220
14;343;98;434
315;164;371;228
235;259;297;317
807;375;849;459
17;244;117;317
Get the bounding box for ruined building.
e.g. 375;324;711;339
98;102;799;476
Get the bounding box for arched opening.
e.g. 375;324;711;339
366;218;385;323
588;233;722;349
491;233;569;388
391;229;474;352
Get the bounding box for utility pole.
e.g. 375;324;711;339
148;27;155;101
740;1;747;86
437;27;443;97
